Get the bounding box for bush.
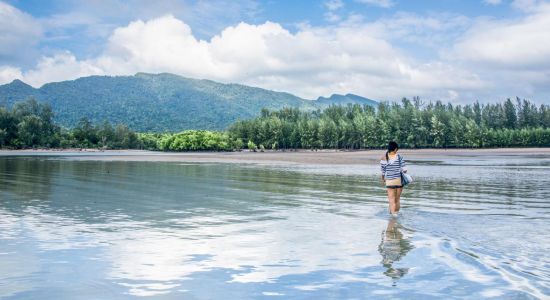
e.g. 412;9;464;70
247;140;257;151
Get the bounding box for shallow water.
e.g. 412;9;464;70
0;154;549;299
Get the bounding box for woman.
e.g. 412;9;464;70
380;141;407;215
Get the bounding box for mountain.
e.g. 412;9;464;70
0;79;38;104
0;73;377;131
316;93;378;107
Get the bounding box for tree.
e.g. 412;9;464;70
430;115;446;148
98;121;115;148
17;115;43;147
73;117;98;147
247;140;257;151
503;98;517;129
0;128;7;147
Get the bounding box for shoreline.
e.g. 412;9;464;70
1;148;548;165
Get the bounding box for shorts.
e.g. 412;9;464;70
385;177;403;189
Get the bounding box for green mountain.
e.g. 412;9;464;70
315;93;378;107
0;73;377;131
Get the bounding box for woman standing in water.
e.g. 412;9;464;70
380;141;407;215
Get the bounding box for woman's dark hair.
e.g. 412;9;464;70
385;141;399;161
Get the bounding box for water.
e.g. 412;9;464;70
0;153;549;299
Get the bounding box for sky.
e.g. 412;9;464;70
0;0;549;103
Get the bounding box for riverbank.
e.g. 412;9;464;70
1;148;549;165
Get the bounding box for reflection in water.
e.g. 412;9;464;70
378;217;413;282
1;155;549;299
0;158;57;202
0;159;388;298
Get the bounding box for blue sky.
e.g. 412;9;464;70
1;0;549;103
3;0;518;59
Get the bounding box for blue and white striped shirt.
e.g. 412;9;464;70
380;154;407;179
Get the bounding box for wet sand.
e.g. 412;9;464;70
1;148;548;165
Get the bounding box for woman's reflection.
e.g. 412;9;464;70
378;217;413;282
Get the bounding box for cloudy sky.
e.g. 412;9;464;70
1;0;549;103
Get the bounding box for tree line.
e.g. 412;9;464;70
0;98;239;151
0;98;139;149
228;97;550;149
1;97;549;150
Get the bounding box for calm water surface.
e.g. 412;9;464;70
0;153;549;299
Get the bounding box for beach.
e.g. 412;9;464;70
1;148;548;165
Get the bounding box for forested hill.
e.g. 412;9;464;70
0;73;377;131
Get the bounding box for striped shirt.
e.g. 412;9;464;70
380;154;407;179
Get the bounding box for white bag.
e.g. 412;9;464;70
402;173;413;185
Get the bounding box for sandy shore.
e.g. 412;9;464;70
1;148;548;165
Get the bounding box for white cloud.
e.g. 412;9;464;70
99;16;216;77
1;14;486;102
324;0;344;22
483;0;502;5
447;2;550;101
324;11;342;23
362;12;472;50
453;3;550;69
325;0;344;11
0;2;42;65
91;15;483;100
22;52;104;86
0;66;23;84
511;0;546;12
355;0;395;8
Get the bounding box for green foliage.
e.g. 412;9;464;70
155;130;237;151
0;73;377;131
247;140;257;151
0;98;59;148
228;99;550;149
0;99;140;150
2;97;549;151
137;133;163;150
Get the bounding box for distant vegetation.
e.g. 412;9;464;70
0;73;377;131
0;99;139;149
0;98;240;151
141;131;241;151
229;97;550;149
0;97;549;151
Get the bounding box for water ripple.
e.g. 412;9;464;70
0;156;548;299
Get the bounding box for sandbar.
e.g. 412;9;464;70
0;148;548;165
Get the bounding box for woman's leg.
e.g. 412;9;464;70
395;187;403;212
386;188;397;213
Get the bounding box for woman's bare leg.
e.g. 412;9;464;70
395;187;403;212
387;188;397;213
